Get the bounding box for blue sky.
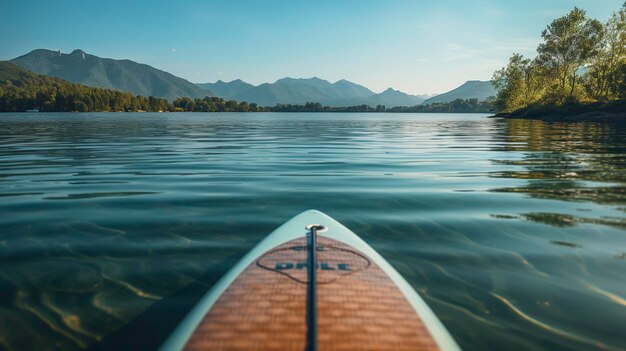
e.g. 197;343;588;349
0;0;620;95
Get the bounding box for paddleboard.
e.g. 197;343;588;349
161;209;460;351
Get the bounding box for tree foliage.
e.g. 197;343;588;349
536;7;603;98
268;99;494;113
493;54;546;112
493;5;626;114
170;96;268;112
386;98;494;113
585;7;626;100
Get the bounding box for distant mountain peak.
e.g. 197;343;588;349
195;78;255;99
275;76;331;84
26;48;62;58
11;48;213;100
70;49;87;59
423;80;496;104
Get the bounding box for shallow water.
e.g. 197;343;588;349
0;112;624;351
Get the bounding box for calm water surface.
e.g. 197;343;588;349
0;113;624;351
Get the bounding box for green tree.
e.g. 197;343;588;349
586;6;626;100
536;7;604;100
238;101;250;112
224;100;238;112
493;54;546;112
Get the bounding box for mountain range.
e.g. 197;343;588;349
197;78;432;107
10;49;213;101
10;49;496;107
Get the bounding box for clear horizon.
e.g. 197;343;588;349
0;0;620;95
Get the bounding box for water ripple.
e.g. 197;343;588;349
0;113;624;351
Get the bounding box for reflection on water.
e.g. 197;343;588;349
490;119;626;231
492;213;625;230
491;119;626;205
0;113;624;351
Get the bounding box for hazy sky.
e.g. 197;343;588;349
1;0;620;95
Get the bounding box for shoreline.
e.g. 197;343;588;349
491;111;626;122
0;110;494;114
490;100;626;122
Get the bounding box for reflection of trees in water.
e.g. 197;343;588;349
491;119;626;203
491;212;626;230
492;180;626;205
490;118;626;227
494;119;626;154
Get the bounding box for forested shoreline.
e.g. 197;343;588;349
492;3;626;119
0;61;493;114
268;99;493;113
0;62;268;113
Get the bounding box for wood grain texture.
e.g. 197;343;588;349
184;236;439;351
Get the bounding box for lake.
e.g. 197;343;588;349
0;112;624;351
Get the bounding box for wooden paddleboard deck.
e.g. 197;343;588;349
161;210;460;351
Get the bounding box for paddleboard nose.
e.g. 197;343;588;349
162;209;461;351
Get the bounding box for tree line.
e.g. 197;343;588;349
0;61;272;113
171;97;269;112
386;98;494;113
493;4;626;114
253;99;493;113
1;60;494;113
269;102;383;112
